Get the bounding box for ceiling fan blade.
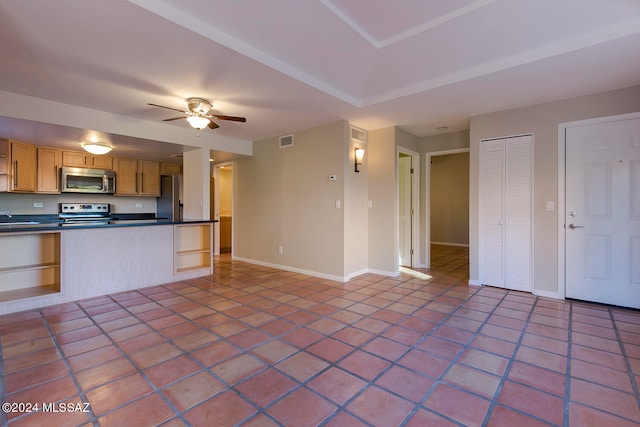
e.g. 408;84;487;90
207;120;220;129
147;103;188;114
209;114;246;122
162;116;187;122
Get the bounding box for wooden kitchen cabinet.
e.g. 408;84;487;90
114;157;139;195
37;147;61;193
138;160;160;196
114;157;160;196
161;162;182;175
1;139;37;192
62;150;113;169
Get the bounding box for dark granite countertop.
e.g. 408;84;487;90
0;214;216;233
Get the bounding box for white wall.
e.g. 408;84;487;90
470;85;640;295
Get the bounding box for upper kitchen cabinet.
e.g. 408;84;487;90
161;162;182;176
62;150;113;170
114;157;160;196
37;147;61;194
0;140;37;192
138;160;160;196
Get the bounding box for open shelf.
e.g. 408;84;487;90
0;232;61;302
174;223;212;274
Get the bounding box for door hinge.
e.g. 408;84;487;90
410;249;414;255
410;168;414;174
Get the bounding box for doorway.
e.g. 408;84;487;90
212;163;233;255
424;148;470;268
560;113;640;308
398;148;420;268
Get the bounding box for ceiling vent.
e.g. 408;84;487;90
279;134;294;148
351;126;367;144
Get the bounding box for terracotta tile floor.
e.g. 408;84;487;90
1;245;640;426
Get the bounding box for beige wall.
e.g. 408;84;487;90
430;152;469;245
219;168;232;216
470;85;640;295
367;127;398;274
234;121;361;279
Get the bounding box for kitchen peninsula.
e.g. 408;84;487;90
0;219;215;315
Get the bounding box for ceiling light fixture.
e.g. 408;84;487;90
82;143;112;155
186;115;211;130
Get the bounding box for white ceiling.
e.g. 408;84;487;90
1;0;640;161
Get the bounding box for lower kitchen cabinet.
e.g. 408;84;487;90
0;232;60;302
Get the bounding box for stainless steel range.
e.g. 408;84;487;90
59;203;111;225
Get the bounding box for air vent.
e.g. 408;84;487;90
351;126;367;144
279;134;294;148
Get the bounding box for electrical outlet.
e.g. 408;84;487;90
278;245;283;254
33;202;43;208
135;203;143;208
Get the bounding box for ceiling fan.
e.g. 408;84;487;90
148;97;246;131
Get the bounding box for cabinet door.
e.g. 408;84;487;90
90;155;113;170
139;160;160;196
161;162;182;175
10;141;37;192
62;151;88;168
114;157;138;195
37;147;61;193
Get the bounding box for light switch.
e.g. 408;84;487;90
546;201;554;212
335;200;341;209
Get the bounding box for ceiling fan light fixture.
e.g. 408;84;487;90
186;115;211;130
82;143;112;155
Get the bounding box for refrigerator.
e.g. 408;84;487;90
157;175;182;221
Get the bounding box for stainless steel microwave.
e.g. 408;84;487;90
60;167;116;194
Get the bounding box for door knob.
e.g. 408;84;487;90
568;224;584;230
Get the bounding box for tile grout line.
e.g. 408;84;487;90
479;294;543;427
39;305;100;426
609;306;640;417
563;299;574;427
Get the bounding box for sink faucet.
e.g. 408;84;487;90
0;211;11;218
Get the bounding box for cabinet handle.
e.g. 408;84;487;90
13;161;18;188
141;172;144;193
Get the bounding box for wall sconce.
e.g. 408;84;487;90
354;147;365;173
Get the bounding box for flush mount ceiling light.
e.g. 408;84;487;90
82;143;112;155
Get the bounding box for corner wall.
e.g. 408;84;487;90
234;120;363;280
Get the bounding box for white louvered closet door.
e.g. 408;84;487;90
479;135;532;292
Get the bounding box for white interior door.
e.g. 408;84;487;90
566;118;640;308
399;155;412;267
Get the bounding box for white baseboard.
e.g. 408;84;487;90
366;268;400;278
468;279;482;286
231;256;401;282
533;289;563;300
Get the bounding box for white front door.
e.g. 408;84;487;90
566;117;640;308
399;155;412;267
